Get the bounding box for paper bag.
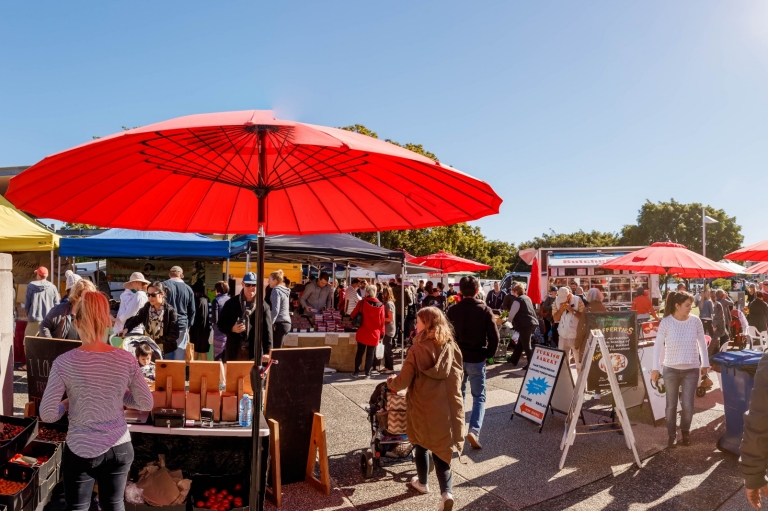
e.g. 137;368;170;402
207;392;221;421
137;467;179;506
152;391;166;409
171;391;186;409
222;393;238;421
186;393;201;421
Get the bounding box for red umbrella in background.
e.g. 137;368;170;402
745;261;768;275
6;110;502;509
409;250;492;274
724;239;768;263
527;257;542;305
599;242;735;278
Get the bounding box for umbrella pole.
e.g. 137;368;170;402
251;129;267;511
401;259;405;365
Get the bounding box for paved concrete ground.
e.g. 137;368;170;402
13;360;752;511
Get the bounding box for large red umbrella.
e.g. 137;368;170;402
527;257;542;305
409;250;492;274
724;240;768;263
6;110;502;508
745;261;768;275
6;110;501;234
599;242;735;278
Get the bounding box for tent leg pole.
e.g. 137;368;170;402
50;250;54;284
57;254;61;292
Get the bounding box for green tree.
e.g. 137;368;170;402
344;124;510;277
63;222;102;230
619;199;743;261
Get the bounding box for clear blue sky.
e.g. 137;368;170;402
2;1;767;248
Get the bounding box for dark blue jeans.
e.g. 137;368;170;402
414;444;453;494
461;361;486;436
662;366;699;437
64;442;134;511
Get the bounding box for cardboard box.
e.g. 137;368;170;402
170;391;186;409
221;393;237;422
152;391;166;409
206;392;221;421
186;393;201;421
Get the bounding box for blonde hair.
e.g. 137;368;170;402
365;285;377;298
74;291;112;344
414;307;454;346
512;282;526;295
68;279;97;308
270;269;285;285
380;285;395;303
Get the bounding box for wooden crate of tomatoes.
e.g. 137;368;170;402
0;463;37;511
190;474;248;511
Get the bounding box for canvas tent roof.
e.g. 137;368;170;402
0;194;59;251
59;228;230;259
230;234;405;263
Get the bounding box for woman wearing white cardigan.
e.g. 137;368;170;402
651;291;710;448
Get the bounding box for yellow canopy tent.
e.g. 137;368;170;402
0;194;59;252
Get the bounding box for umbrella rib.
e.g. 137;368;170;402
263;137;301;234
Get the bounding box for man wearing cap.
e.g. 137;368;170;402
217;272;273;362
24;267;60;340
114;272;150;336
162;266;196;360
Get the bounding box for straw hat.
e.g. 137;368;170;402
124;272;150;288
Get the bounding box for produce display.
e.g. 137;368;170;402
37;426;67;442
9;453;49;467
0;479;26;495
196;484;245;510
0;424;24;442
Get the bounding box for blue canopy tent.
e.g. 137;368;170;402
59;228;230;259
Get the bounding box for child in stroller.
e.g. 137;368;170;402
361;382;413;479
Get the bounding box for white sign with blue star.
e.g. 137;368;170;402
514;346;566;425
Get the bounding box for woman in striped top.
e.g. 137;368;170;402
40;291;153;511
651;291;710;448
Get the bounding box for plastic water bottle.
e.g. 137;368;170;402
239;394;253;427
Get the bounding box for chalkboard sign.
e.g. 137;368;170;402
585;312;638;391
24;336;81;412
264;347;331;485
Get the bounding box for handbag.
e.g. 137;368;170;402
352;301;365;328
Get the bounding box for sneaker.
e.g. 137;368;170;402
668;436;677;448
352;372;362;378
466;432;482;449
409;476;429;494
438;492;454;511
681;431;691;446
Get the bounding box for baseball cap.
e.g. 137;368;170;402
549;286;558;292
243;272;258;284
34;267;49;278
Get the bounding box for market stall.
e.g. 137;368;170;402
532;246;660;309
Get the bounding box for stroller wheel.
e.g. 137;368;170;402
696;387;706;398
360;450;374;479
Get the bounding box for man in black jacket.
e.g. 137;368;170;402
162;266;196;360
446;275;500;450
217;272;273;362
507;282;540;370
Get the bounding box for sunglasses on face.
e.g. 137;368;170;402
148;292;163;298
243;283;257;288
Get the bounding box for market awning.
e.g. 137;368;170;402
0;194;59;251
59;228;230;259
230;234;405;264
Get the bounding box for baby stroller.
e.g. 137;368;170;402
122;336;163;361
361;382;413;479
488;321;515;364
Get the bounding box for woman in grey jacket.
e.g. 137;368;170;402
270;270;291;350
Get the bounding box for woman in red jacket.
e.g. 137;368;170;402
351;285;385;378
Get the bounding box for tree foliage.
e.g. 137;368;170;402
343;124;510;278
619;199;744;261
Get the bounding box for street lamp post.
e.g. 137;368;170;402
702;206;718;258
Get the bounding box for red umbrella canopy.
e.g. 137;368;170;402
6;110;502;235
526;257;542;305
599;242;735;278
724;239;768;263
409;250;492;274
746;261;768;275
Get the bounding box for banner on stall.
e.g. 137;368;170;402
512;346;566;432
586;312;638;391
